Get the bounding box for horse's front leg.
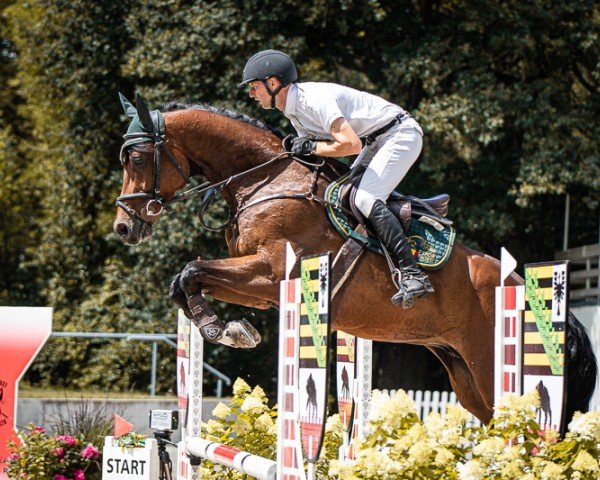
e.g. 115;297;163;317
175;253;280;349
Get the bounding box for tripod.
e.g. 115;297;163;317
154;430;176;480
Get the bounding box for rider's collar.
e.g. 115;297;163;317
283;83;298;118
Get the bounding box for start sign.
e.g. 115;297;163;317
0;307;52;479
102;436;159;479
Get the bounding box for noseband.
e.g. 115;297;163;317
116;130;190;235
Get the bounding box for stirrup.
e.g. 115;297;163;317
391;288;415;309
391;275;433;309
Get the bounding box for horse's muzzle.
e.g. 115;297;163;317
113;217;153;245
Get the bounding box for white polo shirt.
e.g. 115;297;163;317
283;82;405;140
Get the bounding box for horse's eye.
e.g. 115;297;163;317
131;154;144;165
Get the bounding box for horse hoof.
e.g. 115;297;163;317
219;319;261;349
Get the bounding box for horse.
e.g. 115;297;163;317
536;380;552;428
113;93;597;426
305;373;318;420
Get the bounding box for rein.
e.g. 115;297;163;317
117;130;330;233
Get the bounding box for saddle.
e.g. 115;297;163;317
324;168;457;297
339;166;453;233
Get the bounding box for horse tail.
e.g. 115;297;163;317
565;310;597;427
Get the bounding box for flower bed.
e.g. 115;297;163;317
202;379;600;480
5;424;100;480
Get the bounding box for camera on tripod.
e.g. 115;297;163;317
149;410;179;480
149;409;179;431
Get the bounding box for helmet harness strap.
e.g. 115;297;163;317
261;79;284;109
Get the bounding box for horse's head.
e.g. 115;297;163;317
113;93;191;245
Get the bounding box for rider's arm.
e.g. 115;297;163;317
313;117;362;157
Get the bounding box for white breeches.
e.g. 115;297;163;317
353;119;423;217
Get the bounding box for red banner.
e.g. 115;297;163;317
0;307;52;479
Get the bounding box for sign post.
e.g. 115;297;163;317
0;307;52;478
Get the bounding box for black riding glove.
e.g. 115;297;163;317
284;135;317;157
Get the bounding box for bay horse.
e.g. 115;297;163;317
113;93;596;426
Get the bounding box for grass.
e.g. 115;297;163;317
18;385;177;400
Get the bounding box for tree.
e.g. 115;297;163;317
3;0;598;394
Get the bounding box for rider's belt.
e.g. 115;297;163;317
361;112;412;146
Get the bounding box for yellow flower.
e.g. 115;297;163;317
472;437;505;457
568;411;600;442
254;412;275;432
445;404;472;427
240;395;266;414
368;389;418;429
493;390;539;424
232;377;251;396
211;402;231;420
457;459;485;480
325;413;344;436
424;411;444;438
251;385;268;402
353;447;404;478
434;447;455;466
572;450;600;474
407;439;433;465
538;460;565;480
232;415;252;435
203;419;222;435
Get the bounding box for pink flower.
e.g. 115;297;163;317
53;475;68;480
32;425;46;434
53;447;65;459
7;452;19;462
56;435;77;446
80;444;99;459
73;469;85;480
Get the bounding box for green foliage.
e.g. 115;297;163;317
6;424;101;480
0;0;598;393
114;432;147;448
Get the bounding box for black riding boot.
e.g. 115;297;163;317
368;200;434;307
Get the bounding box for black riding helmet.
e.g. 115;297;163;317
238;50;298;108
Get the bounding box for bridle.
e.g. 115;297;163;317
115;102;335;239
116;127;317;236
116;129;191;238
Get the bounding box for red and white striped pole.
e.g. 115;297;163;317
494;247;525;405
277;243;307;480
186;438;277;480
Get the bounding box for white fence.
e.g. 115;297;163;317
381;389;482;428
555;243;600;304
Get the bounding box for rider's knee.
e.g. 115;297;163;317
354;189;376;217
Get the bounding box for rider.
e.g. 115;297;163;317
238;49;433;307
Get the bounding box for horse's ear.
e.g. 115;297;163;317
135;91;155;133
119;92;137;118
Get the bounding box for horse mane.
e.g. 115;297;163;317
163;101;285;138
162;101;349;180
